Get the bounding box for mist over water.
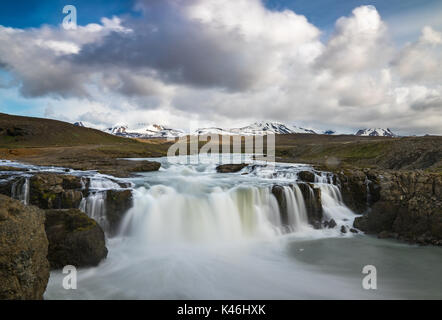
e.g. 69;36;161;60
43;155;442;299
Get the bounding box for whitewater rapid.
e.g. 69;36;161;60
41;154;376;299
5;155;439;299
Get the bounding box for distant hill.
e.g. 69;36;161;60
0;113;136;148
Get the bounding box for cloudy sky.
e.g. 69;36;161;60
0;0;441;135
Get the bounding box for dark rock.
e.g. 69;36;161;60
350;228;359;234
347;170;442;245
298;171;315;183
129;161;161;173
29;174;84;209
0;195;49;300
335;169;373;213
377;231;392;239
45;209;108;269
340;225;347;233
271;185;288;226
323;219;337;229
216;163;248;173
105;189;133;236
0;166;29;172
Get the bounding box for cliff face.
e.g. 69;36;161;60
336;169;442;245
0;195;49;300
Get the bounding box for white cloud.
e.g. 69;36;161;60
0;1;440;135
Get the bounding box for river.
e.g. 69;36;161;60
3;155;441;299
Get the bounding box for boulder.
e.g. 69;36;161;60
0;195;49;300
297;171;315;183
105;189;133;236
29;173;84;209
129;161;161;173
216;163;248;173
45;209;108;269
323;219;337;229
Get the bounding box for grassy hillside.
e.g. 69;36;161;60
274;134;442;171
0;113;135;148
0;113;440;173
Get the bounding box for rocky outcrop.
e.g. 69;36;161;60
323;219;337;229
335;169;380;214
271;186;289;226
298;171;315;183
129;161;161;173
105;189;133;235
29;174;84;209
336;169;442;245
0;166;29;172
0;195;49;300
216;163;248;173
45;209;108;269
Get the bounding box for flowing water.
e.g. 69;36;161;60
2;157;441;299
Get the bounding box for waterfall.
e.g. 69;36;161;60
283;185;308;232
79;191;108;231
319;183;354;223
11;177;30;205
120;185;288;243
78;176;126;232
118;182;321;244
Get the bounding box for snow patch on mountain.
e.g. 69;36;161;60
355;128;397;137
196;122;317;136
104;123;185;138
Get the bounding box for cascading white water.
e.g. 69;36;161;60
45;154;378;299
11;177;30;205
89;178;121;190
282;185;309;232
78;176;128;232
120;185;288;244
0;155;428;300
319;183;355;224
79;191;108;231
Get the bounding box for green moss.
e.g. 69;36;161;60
42;193;57;202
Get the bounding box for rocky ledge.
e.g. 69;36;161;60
45;209;108;269
216;163;249;173
30;174;85;209
105;189;133;236
336;169;442;245
0;195;49;300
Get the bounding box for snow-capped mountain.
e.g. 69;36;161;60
104;123;185;138
231;122;316;135
195;122;317;136
105;121;319;139
355;128;397;137
195;127;236;136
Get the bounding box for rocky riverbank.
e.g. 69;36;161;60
0;195;49;299
335;169;442;245
0;167;139;299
